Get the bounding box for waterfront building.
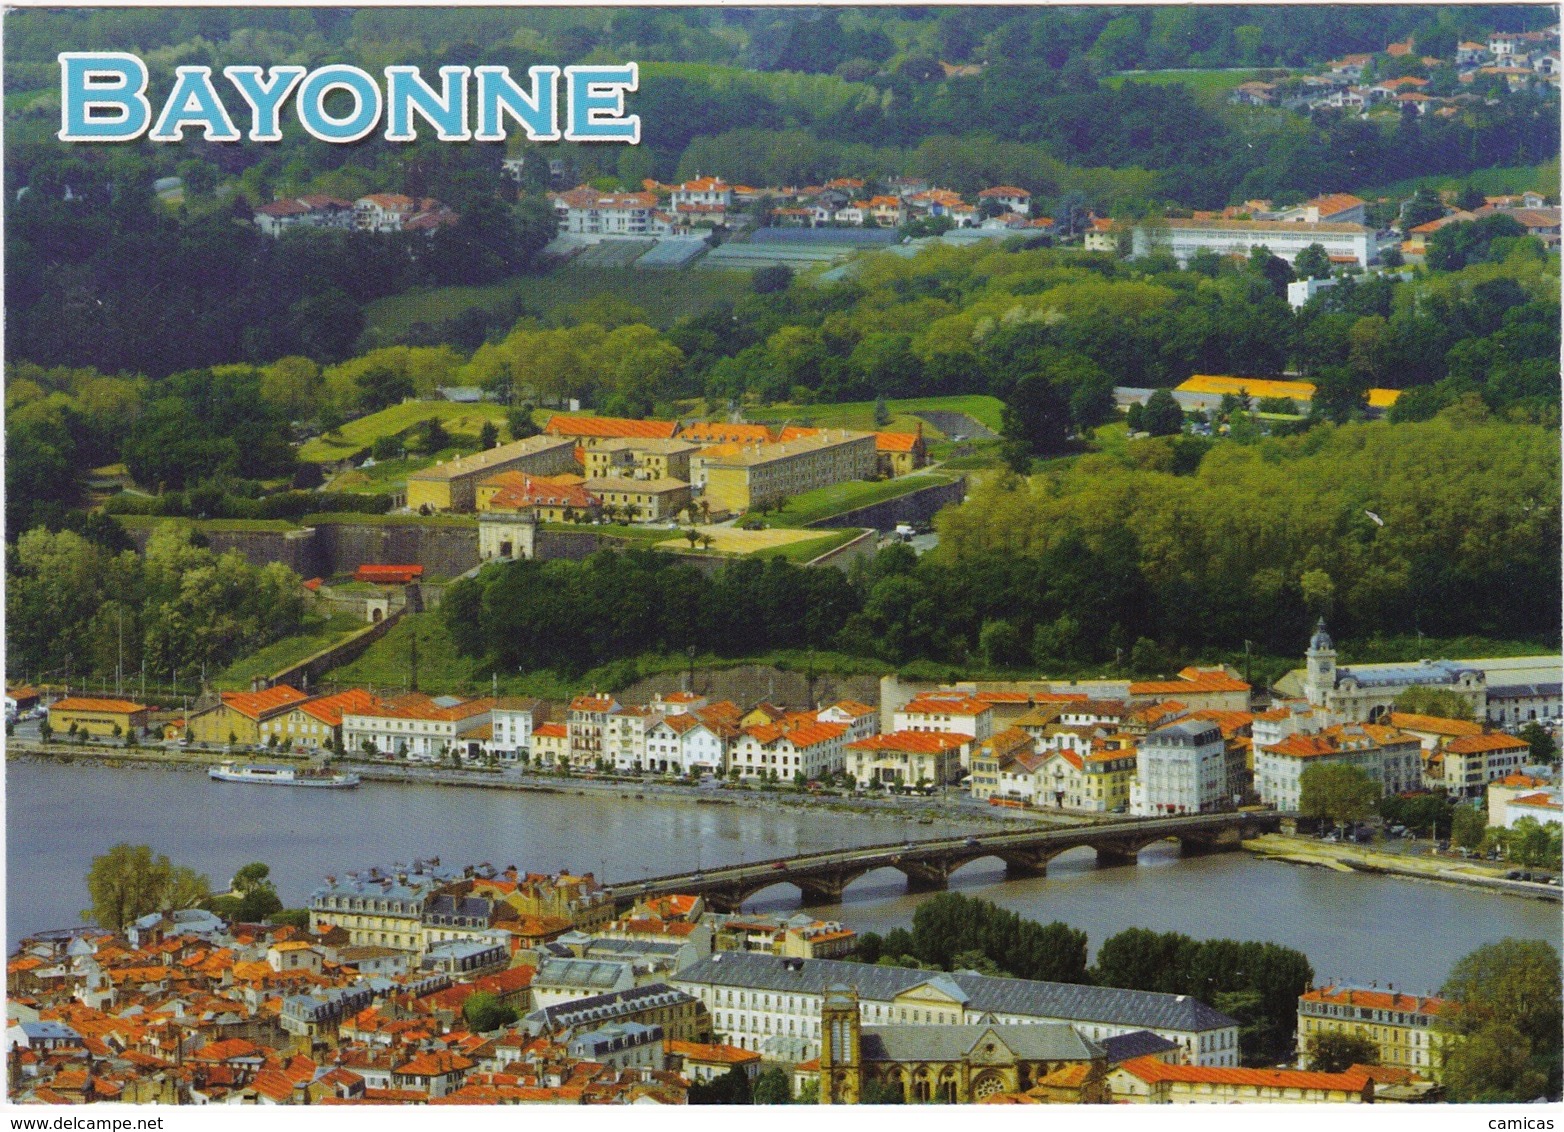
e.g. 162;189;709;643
186;685;309;746
817;700;880;743
1296;985;1447;1081
671;953;1240;1065
845;731;968;789
307;861;457;951
731;720;849;782
46;696;150;739
530;721;569;767
405;435;578;513
482;696;543;762
340;693;494;761
567;693;621;770
968;728;1039;802
604;704;654;772
1435;732;1533;798
257;688;378;752
645;713;727;776
1255;722;1423;811
894;693;996;745
1132;721;1228;816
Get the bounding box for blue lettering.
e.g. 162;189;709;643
150;66;240;142
386;65;471;142
295;65;381;143
58;52;150;142
224;66;306;141
564;64;640;143
474;65;560;142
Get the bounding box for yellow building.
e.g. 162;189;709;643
474;471;587;512
1296;985;1447;1081
405;435;578;513
702;430;877;514
582;438;699;483
257;688;380;752
874;431;927;477
1175;374;1402;412
589;476;692;522
187;685;311;746
47;696;150;738
845;731;968;789
475;472;602;522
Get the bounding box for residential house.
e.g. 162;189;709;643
1435;732;1532;798
257;688;378;753
816;700;879;743
604;705;655;773
665;1040;761;1084
874;430;928;476
530;722;569;768
567;694;620;770
969;728;1039;802
550;186;670;238
893;693;996;744
731;720;849;783
567;1022;663;1071
341;694;494;762
845;731;968;790
482;697;543;763
253;195;354;237
644;713;727;777
977;185;1031;213
307;861;456;951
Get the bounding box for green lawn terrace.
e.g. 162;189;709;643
299;401;513;464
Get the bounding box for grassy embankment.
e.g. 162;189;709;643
756;470;961;528
299;401;512;463
1357;160;1558;202
213;613;365;692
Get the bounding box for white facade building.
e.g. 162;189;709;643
1132;721;1227;816
1134;218;1377;267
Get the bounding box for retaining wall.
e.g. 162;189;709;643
806;476;967;531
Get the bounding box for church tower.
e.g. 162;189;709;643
1304;618;1336;707
820;984;862;1105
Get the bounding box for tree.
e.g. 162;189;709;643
873;395;890;427
1141;389;1184;437
1293;243;1332;280
1001;372;1073;462
507;406;540;440
1298;762;1378;831
39;719;52;743
1392;687;1474;721
688;1066;753;1104
1305;1030;1379;1073
752;265;793;295
1518;722;1557;765
227;861;284;922
1400;188;1445;231
478;421;499;449
860;1078;906;1104
1438;939;1562;1102
84;843;210;932
752;1066;792;1104
462;991;518;1033
1450;805;1487;852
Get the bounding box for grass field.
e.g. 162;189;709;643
1104;68;1278;97
111;515;300;533
214;614;366;692
745;394;1006;436
653;525;832;556
1356;161;1557;202
361;263;751;347
759;471;958;528
300;401;511;463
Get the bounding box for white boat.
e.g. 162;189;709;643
208;762;360;788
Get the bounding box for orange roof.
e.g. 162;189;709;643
1306;192;1366;216
1301;985;1445;1015
1263;733;1341;759
219;685;311;720
775;425;822;443
357;693;493;723
1121;1055;1371;1092
846;730;967;755
666;1040;760;1065
570;694;618;713
978;185;1030;197
826;700;876;717
297;688;379;727
973;691;1032;704
874;431;922;453
1130;672;1249;696
50;697;149;714
1386;712;1484;738
533;722;567;739
746;720;848;748
1496;773;1550;788
193;1037;261;1062
902;693;991;716
544;415;678;440
1444;733;1530;755
1511;792;1562;810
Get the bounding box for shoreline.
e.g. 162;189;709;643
1243;832;1560;903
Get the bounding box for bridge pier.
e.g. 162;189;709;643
899;860;950;893
1093;843;1140;867
996;851;1049;878
795;876;847;906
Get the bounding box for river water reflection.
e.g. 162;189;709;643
8;759;1557;992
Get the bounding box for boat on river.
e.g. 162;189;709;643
208;762;359;788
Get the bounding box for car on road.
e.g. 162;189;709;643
965;838;982;849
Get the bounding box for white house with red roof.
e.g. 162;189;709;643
817;700;879;743
978;185;1031;213
893;692;996;742
645;713;726;776
341;694;494;761
568;693;621;769
253;195;354;237
550;185;670;238
845;730;968;789
732;720;848;782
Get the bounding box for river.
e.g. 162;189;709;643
7;759;1558;994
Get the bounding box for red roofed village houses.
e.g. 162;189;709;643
550;185;671;238
341;694;495;762
186;685;310;746
731;720;849;782
257;688;380;752
845;731;969;789
894;693;996;742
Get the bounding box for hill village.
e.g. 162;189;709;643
9;621;1559;1105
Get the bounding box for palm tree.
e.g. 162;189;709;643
684;528;701;549
699;534;715;551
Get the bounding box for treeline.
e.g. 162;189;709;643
6;524;306;684
851;892;1313;1065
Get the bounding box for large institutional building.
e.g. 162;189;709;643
699;430;877;514
405;435;578;512
671;952;1239;1067
1132;218;1378;266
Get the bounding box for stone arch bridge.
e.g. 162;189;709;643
610;811;1281;913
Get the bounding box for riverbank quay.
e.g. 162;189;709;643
1244;832;1560;902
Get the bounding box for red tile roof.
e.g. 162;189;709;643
50;697;149;714
1300;985;1445;1015
299;688;380;727
1443;733;1530;755
846;730;967;755
545;415;679;440
1121;1055;1371;1092
902;694;991;717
